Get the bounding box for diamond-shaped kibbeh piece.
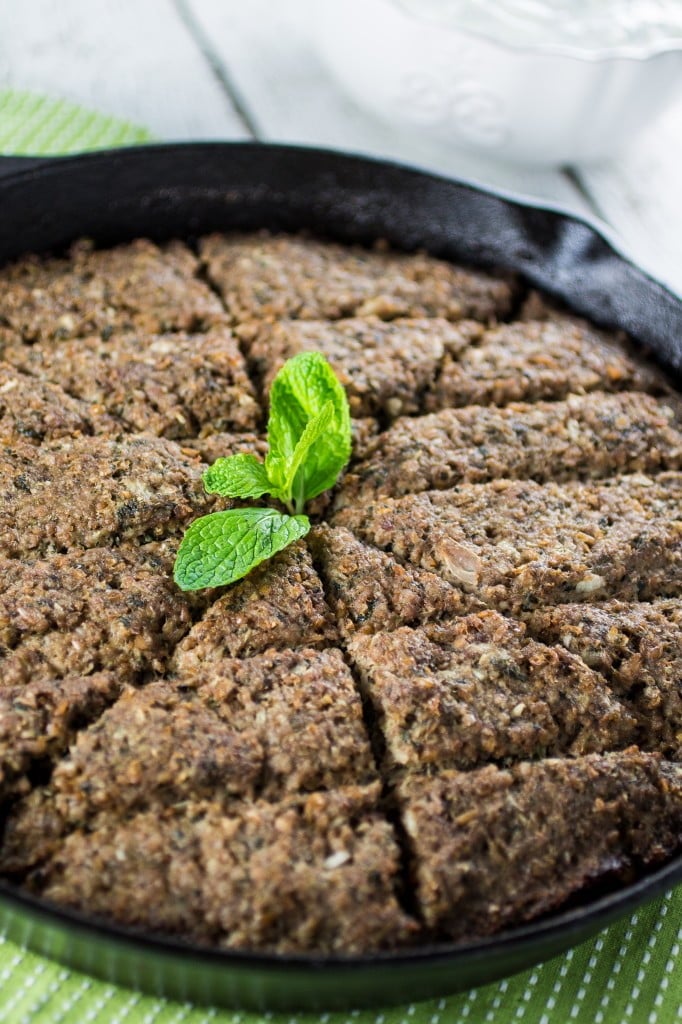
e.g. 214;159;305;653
17;784;418;952
0;435;208;558
173;541;337;665
334;473;682;612
336;391;682;505
2;328;260;438
0;238;225;343
398;752;682;940
349;612;635;774
200;232;515;324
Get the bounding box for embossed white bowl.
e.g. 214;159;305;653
314;0;682;164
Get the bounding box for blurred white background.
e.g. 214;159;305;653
0;0;680;293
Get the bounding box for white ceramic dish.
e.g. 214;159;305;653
314;0;682;164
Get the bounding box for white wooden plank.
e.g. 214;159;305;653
0;0;250;141
181;0;592;213
574;95;682;296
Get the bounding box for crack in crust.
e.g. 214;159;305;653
0;232;680;954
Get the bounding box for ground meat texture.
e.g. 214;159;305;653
427;315;669;410
173;542;337;667
3;328;260;438
34;649;374;833
0;672;121;801
25;806;211;942
0;787;74;874
527;601;682;759
0;238;225;344
334;473;682;612
180;431;268;466
22;786;417;953
397;751;682;942
1;228;681;956
200;233;515;325
187;647;376;796
249;317;470;419
309;525;480;637
337;392;682;505
0;362;116;445
0;434;208;557
37;681;265;829
0;543;195;686
348;612;634;775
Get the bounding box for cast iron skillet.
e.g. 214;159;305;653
0;143;680;1012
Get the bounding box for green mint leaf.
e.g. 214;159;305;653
281;401;334;506
203;454;271;500
266;351;352;505
174;508;310;591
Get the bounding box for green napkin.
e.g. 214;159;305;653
0;89;152;154
0;89;679;1024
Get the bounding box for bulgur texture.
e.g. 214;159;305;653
309;525;479;637
20;786;418;953
337;392;682;505
29;649;374;835
3;328;260;438
180;431;268;466
183;648;376;797
0;672;121;801
200;233;515;325
334;473;682;612
348;612;635;774
173;542;337;666
398;751;682;941
428;315;668;410
0;543;195;686
0;231;680;956
249;317;471;419
0;361;116;445
0;238;225;343
0;434;208;557
527;600;682;759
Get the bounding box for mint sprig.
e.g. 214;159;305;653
174;352;352;591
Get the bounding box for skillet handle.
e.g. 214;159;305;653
0;155;49;178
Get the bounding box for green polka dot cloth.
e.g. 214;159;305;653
0;89;680;1024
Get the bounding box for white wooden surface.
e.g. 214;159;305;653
0;0;679;294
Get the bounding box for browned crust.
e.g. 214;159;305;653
0;238;225;343
0;435;209;558
428;315;669;409
180;431;268;466
2;328;260;438
0;672;121;801
337;391;682;505
398;751;682;941
0;543;196;686
20;787;418;953
173;541;337;665
26;648;375;835
309;525;478;637
0;361;117;445
249;317;471;419
334;473;682;612
200;233;516;326
526;600;682;759
348;612;635;774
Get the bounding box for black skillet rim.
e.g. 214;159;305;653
0;141;679;1001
